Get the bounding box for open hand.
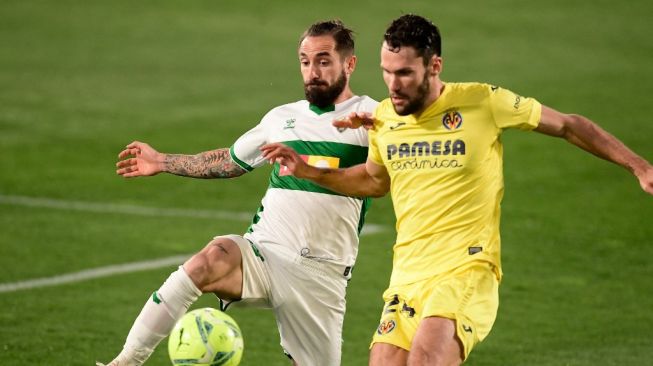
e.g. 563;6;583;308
333;111;375;130
116;141;165;178
260;143;313;179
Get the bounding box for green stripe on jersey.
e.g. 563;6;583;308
358;197;372;235
246;204;264;233
229;145;254;172
269;140;368;196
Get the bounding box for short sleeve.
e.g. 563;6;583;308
230;120;269;171
490;86;542;131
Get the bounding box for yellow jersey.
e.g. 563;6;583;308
369;82;541;286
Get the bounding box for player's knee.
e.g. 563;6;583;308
204;238;239;263
185;239;239;290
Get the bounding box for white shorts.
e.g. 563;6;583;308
216;234;349;366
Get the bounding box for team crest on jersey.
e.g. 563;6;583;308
377;320;396;335
442;111;463;130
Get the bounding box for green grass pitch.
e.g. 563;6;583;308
1;0;652;365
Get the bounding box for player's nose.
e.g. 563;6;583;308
309;64;321;79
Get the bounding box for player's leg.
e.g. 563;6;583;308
274;277;346;365
369;343;408;365
99;235;244;366
368;319;463;366
407;316;463;366
368;291;415;366
369;321;462;366
264;248;348;366
405;263;499;365
184;235;243;299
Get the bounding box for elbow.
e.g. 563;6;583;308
563;114;596;143
558;113;584;141
368;181;390;198
368;190;387;198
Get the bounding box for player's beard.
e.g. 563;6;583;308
392;72;430;116
304;70;347;108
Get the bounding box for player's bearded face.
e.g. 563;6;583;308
304;69;347;108
391;69;430;116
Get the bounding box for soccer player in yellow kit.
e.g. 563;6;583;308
261;14;653;365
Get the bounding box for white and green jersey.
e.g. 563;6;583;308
229;95;377;269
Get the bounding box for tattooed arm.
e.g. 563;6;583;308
116;141;246;179
163;149;246;178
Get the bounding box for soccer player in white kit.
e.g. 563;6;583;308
99;20;377;366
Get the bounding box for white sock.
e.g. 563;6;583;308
110;266;202;366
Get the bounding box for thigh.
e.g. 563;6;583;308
183;235;244;300
369;343;408;366
419;264;499;361
369;292;462;366
269;253;348;366
370;292;419;355
408;316;462;366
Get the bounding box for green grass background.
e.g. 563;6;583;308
1;0;652;365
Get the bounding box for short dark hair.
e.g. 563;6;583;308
384;14;441;65
299;19;355;57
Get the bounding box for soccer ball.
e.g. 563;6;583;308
168;308;244;366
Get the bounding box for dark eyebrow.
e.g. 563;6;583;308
381;66;414;74
299;51;334;58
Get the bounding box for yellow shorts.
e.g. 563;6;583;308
371;262;499;360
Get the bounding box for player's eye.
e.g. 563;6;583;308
396;69;413;77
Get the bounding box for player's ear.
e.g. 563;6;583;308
429;55;442;76
345;54;357;75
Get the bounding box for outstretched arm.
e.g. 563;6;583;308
116;141;246;179
260;143;390;197
535;106;653;194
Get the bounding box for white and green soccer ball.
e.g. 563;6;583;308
168;308;244;366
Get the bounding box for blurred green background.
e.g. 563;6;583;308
1;0;651;365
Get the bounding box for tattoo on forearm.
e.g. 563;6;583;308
164;148;246;178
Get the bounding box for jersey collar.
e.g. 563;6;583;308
308;103;336;115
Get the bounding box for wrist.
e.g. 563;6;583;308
299;165;322;180
630;159;651;178
158;153;169;173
